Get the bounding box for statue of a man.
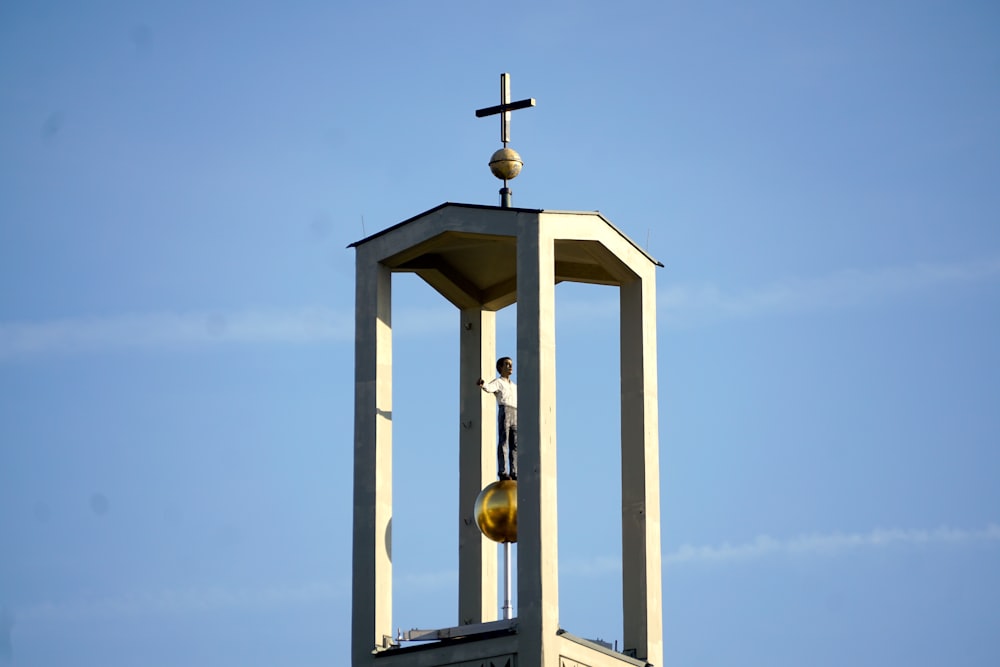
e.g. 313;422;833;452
478;356;517;480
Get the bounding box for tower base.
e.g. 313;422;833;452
371;625;651;667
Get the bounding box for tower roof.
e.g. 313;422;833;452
348;202;662;311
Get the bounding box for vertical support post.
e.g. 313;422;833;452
516;214;559;667
500;187;512;208
458;308;498;625
620;270;663;667
503;542;513;620
352;255;393;665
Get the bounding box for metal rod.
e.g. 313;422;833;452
501;72;510;146
503;542;513;620
499;186;511;208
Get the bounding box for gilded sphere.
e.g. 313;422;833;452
489;147;523;181
474;479;518;543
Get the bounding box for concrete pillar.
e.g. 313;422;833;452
352;257;393;666
516;219;559;667
458;307;498;625
620;270;663;667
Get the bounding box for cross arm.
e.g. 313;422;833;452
475;98;536;118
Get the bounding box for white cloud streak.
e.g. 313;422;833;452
15;579;348;622
660;256;1000;326
664;523;1000;565
2;256;998;360
561;523;1000;575
9;525;997;622
0;307;354;360
12;570;454;624
0;304;459;361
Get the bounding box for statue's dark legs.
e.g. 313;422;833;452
497;405;518;480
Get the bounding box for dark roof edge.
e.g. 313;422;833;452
347;202;542;249
347;202;663;268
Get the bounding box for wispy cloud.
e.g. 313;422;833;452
660;256;1000;326
561;524;1000;575
0;304;459;361
15;579;347;622
664;523;1000;565
3;257;998;360
13;570;454;624
541;256;1000;326
10;525;997;622
0;307;354;360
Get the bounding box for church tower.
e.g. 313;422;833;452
350;74;663;667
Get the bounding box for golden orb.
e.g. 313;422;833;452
489;147;523;181
474;479;517;543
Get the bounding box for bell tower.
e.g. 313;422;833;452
350;74;663;667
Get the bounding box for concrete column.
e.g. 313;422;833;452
516;217;559;667
620;270;663;667
458;307;498;625
352;256;393;666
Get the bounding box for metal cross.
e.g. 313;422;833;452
475;72;535;146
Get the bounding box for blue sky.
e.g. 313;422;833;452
2;1;999;665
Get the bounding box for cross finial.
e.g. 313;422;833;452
475;73;535;146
